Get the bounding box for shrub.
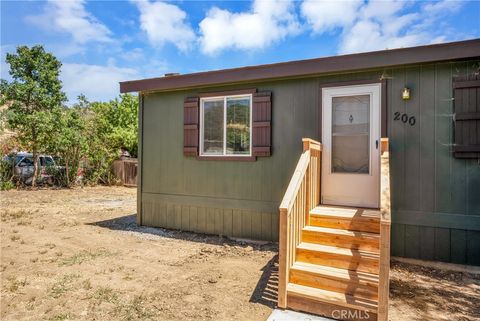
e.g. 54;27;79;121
0;181;15;191
0;157;15;190
44;165;68;187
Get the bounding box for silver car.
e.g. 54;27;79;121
3;152;63;185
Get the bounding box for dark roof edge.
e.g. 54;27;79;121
120;39;480;93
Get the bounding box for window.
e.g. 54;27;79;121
331;95;370;174
200;95;252;157
40;156;55;166
18;157;34;167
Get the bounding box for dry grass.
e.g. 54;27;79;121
49;274;81;298
1;187;478;321
0;187;276;321
6;277;29;293
90;286;118;304
10;235;20;241
47;313;74;321
59;248;116;266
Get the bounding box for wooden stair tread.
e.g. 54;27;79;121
290;261;379;299
302;225;380;251
291;262;379;285
309;206;381;233
297;242;380;260
287;283;378;313
303;225;380;239
311;206;380;220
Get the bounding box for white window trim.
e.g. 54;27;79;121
199;94;253;157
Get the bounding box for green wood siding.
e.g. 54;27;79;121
388;60;480;265
141;78;318;241
139;59;480;264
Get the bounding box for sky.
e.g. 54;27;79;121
1;0;479;103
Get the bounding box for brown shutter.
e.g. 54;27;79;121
184;97;199;156
252;91;272;156
453;75;480;159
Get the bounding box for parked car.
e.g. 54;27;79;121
2;152;65;185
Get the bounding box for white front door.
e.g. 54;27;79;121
321;84;381;208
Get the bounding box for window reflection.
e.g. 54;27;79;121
202;99;224;155
226;98;250;154
332;95;370;173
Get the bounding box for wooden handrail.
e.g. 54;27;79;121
278;138;322;309
279;151;310;212
378;138;391;321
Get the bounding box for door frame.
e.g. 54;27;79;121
318;79;387;208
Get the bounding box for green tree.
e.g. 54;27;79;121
47;102;87;187
91;93;138;157
82;94;138;185
0;45;66;186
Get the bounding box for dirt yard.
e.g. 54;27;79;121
1;187;479;321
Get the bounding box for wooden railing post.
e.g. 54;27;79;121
278;208;288;308
317;147;321;207
301;138;322;224
378;138;391;321
303;140;311;226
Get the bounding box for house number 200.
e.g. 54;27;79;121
394;112;416;126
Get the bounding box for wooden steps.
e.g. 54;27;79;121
302;225;380;251
278;141;390;321
284;205;383;320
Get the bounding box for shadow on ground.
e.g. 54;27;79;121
90;214;278;252
249;255;279;309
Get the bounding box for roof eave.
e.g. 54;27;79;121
120;39;480;94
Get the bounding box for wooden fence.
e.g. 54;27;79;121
113;158;138;187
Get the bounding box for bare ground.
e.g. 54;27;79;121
0;187;479;321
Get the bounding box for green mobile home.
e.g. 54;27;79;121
121;39;480;320
120;39;479;266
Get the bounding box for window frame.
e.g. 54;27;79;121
199;93;253;158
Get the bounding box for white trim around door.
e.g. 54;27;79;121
321;83;382;208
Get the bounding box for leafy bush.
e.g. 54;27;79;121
89;93;138;157
46;102;87;187
0;157;15;190
43;94;137;187
0;181;15;191
81;156;118;186
44;165;68;187
80;94;137;186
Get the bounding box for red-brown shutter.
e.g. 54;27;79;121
184;97;199;156
252;91;272;157
453;75;480;159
